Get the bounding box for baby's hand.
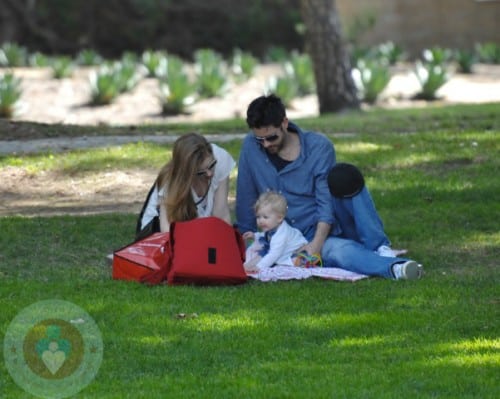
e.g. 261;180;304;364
242;231;255;241
244;263;260;274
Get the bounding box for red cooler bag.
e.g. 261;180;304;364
112;232;170;282
167;217;247;285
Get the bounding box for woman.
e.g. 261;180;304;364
137;133;235;238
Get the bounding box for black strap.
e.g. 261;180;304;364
135;181;159;235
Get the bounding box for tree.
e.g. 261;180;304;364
300;0;359;113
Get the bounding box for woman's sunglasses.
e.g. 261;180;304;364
196;159;217;176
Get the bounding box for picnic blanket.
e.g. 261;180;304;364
247;266;368;282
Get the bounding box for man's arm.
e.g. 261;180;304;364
235;140;259;233
301;221;330;255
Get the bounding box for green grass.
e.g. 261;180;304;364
1;103;499;398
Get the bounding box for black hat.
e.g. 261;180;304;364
327;163;365;198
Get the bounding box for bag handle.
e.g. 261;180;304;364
139;236;172;285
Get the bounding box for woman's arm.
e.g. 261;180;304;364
159;202;170;232
211;176;232;224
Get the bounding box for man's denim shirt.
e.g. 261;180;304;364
236;122;336;241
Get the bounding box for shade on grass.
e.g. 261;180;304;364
0;103;498;398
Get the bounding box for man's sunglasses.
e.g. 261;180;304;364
254;132;280;143
196;160;217;176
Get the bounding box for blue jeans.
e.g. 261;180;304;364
320;187;407;278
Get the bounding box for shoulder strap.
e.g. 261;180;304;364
135;181;159;235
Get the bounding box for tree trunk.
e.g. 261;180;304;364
300;0;359;114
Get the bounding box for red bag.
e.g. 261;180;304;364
112;232;171;282
167;217;247;285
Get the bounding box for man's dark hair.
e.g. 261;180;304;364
246;94;286;128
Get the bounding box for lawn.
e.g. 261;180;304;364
0;103;499;398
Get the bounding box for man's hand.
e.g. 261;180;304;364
300;221;331;256
300;241;323;256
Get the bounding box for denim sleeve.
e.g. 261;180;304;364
235;136;259;233
314;137;336;226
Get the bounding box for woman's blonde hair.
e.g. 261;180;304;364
157;133;213;223
254;191;287;217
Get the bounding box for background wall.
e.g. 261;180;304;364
337;0;500;57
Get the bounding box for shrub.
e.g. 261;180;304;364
158;75;196;115
114;58;143;93
421;46;453;65
158;55;196;115
371;41;406;65
352;59;391;104
231;49;258;83
413;60;449;100
29;52;51;67
266;65;299;107
194;48;228;98
454;49;477;74
289;52;316;95
89;66;121;105
77;49;104;66
141;50;169;78
0;42;28;67
412;47;452;101
0;73;22;118
50;56;75;79
264;46;290;63
475;42;500;64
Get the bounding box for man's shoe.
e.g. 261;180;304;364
377;245;408;257
392;260;423;280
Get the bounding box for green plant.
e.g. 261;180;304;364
158;71;196;115
141;49;169;78
266;68;299;107
194;48;228;98
0;42;28;67
49;56;75;79
352;59;391;104
350;45;371;65
289;51;316;95
413;60;449;100
421;46;453;65
231;49;258;83
89;66;121;105
114;59;142;93
371;41;405;65
159;78;195;115
264;46;289;63
77;49;104;66
454;49;477;74
0;73;22;117
120;51;139;64
28;52;50;67
475;41;500;64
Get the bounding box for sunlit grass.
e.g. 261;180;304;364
0;103;499;398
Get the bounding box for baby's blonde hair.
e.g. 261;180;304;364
254;191;287;217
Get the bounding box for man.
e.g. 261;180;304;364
235;94;423;279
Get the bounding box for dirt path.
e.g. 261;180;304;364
1;63;499;217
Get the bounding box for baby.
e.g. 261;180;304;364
243;191;310;273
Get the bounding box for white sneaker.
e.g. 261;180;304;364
392;261;423;280
377;245;397;257
377;245;408;257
